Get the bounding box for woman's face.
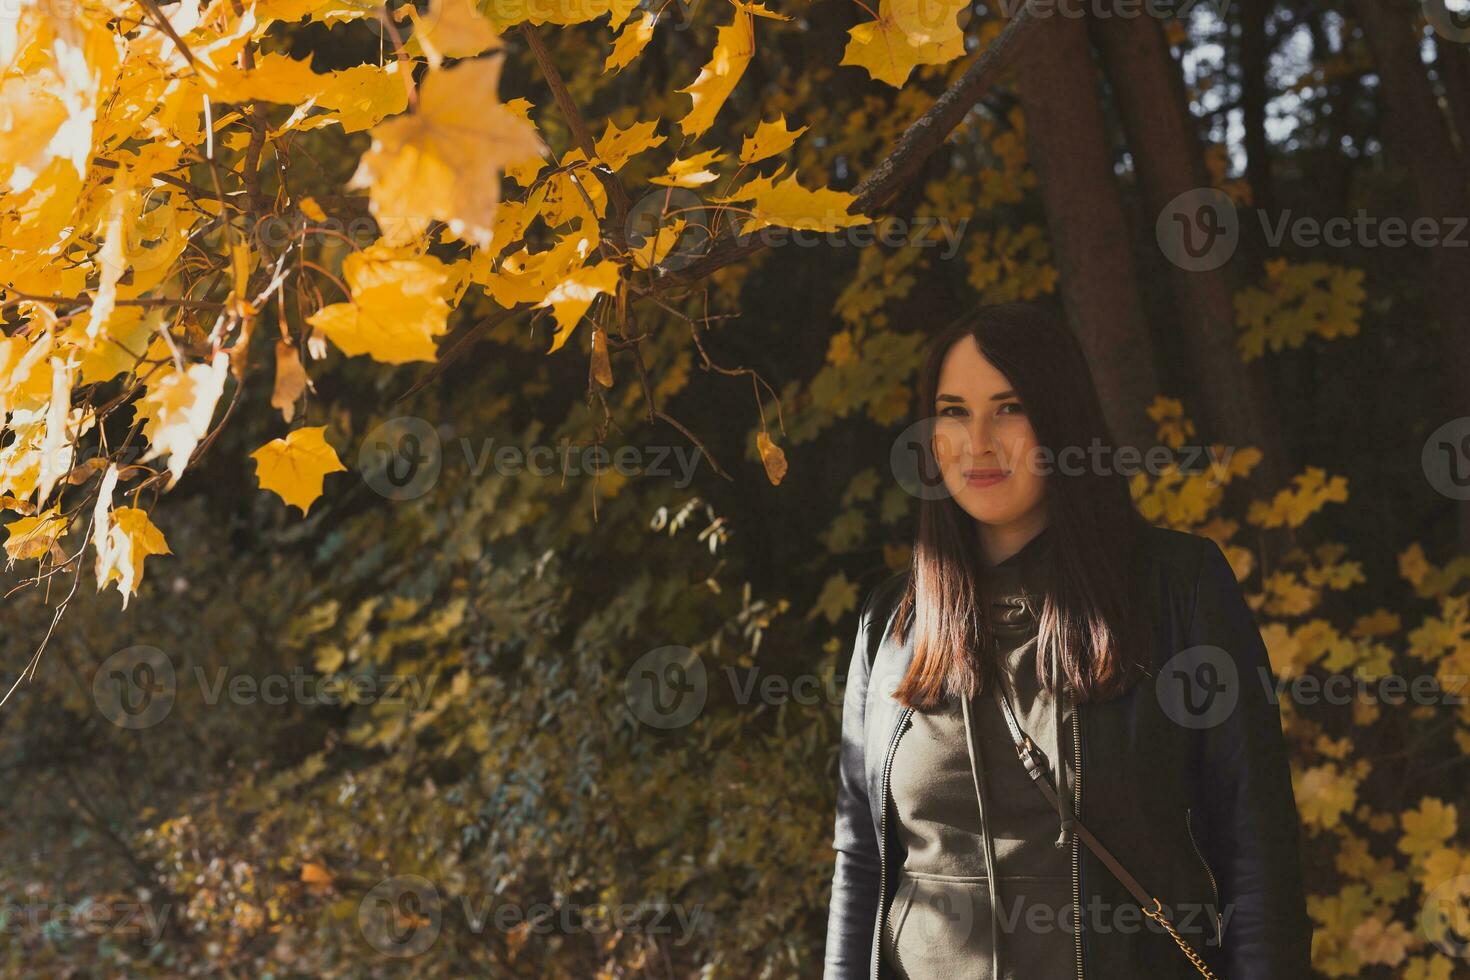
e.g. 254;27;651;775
932;335;1048;529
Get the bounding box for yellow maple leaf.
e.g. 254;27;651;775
593;118;664;172
606;11;655;72
71;307;158;386
480;221;597;307
1348;916;1412;968
36;353;79;508
85;168;130;341
1399;798;1458;860
1262;570;1318;618
138;352;231;489
3;507;66;561
1234;260;1366;362
1294;763;1360;832
733;0;790;18
649;149;726;187
714;171;869;233
1247;466;1349;529
1351;608;1401;638
886;0;968;45
317;62;413;134
410;0;502;67
1399;542;1431;589
207;55;409;134
827;331;857;367
739;114;809;164
94;505;171;607
541;262;622;353
807;572;859;624
307;245;453;364
537;168;605;227
0;328;57;417
628;218;688;269
482;0;637;29
251;426;347;516
840;7;962;88
500;98;545;186
678;10;755;137
1422;846;1470;896
349;56;545;249
0;4;114;194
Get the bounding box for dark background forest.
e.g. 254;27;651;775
2;0;1469;976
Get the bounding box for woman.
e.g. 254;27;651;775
823;303;1311;979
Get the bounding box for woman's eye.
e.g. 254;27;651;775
997;401;1025;416
937;405;966;417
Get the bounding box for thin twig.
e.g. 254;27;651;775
519;24;632;235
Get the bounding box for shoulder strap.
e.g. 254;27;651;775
990;685;1222;980
990;684;1153;905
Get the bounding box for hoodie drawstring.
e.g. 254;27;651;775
960;694;1001;979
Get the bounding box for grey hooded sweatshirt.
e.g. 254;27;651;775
880;524;1079;979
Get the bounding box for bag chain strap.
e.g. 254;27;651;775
1142;898;1220;979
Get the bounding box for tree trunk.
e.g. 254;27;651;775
1357;0;1470;552
1017;5;1160;455
1433;35;1470;172
1091;13;1292;493
1240;0;1275;215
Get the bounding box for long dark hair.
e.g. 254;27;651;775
890;302;1151;709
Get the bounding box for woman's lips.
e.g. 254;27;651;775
962;468;1006;488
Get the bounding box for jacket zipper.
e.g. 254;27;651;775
1185;806;1223;945
1071;692;1083;980
872;705;913;980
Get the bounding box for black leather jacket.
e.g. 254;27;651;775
823;525;1313;979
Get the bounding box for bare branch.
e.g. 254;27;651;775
519;24;633;232
654;1;1046;288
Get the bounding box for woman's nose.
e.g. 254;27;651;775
966;416;992;456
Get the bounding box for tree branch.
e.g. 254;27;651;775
519;24;633;234
653;0;1046;288
398;6;1047;398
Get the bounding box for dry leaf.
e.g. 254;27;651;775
300;861;335;890
757;431;787;485
271;340;309;423
590;328;613;387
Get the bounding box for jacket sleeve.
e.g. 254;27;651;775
822;587;883;980
1187;538;1313;979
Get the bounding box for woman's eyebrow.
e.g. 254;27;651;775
935;390;1018;403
